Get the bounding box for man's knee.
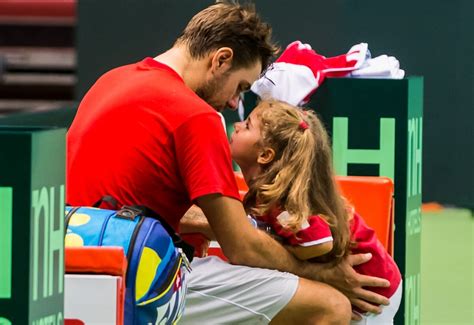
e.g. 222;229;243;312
322;289;351;323
271;278;351;324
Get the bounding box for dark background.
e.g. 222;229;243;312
74;0;474;209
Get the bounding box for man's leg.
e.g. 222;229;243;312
180;256;350;324
180;256;298;324
270;277;351;325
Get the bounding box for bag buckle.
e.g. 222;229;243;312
116;206;143;220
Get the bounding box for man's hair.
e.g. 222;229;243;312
176;1;279;71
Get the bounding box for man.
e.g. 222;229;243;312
67;2;389;323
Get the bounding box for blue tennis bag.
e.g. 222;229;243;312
65;205;191;324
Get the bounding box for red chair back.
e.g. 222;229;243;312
336;176;394;256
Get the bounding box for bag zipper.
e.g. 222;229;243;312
178;248;192;273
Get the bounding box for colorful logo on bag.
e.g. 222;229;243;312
153;268;187;325
136;253;187;325
156;275;186;324
136;247;162;301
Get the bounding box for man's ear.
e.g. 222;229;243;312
210;47;234;74
257;147;275;165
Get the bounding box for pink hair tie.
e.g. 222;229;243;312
299;120;309;130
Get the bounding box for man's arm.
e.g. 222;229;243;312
196;194;299;268
196;194;390;314
179;205;216;240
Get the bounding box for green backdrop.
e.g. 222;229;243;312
0;127;66;324
75;0;473;209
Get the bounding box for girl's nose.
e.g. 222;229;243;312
234;121;243;131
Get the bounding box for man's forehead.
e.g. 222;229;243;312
240;61;262;84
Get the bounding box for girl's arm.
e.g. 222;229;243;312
285;241;333;260
277;213;334;260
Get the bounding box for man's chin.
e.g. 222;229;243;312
210;103;225;112
218;104;238;112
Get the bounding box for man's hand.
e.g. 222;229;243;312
313;253;390;319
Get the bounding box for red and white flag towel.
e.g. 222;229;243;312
251;41;404;106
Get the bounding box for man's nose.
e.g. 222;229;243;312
227;95;240;110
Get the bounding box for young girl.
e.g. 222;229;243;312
229;99;402;324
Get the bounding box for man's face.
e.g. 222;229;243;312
196;61;262;112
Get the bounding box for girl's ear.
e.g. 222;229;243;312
257;147;275;165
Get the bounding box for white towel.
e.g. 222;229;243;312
350;55;405;79
251;41;405;107
251;41;369;106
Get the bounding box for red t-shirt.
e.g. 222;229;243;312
67;58;240;230
261;209;401;298
350;212;401;298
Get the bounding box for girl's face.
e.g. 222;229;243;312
229;110;263;170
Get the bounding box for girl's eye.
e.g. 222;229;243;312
245;122;249;129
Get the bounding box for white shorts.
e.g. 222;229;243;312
179;256;299;324
351;281;403;325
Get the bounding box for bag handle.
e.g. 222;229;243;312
64;206;80;235
92;195;119;209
